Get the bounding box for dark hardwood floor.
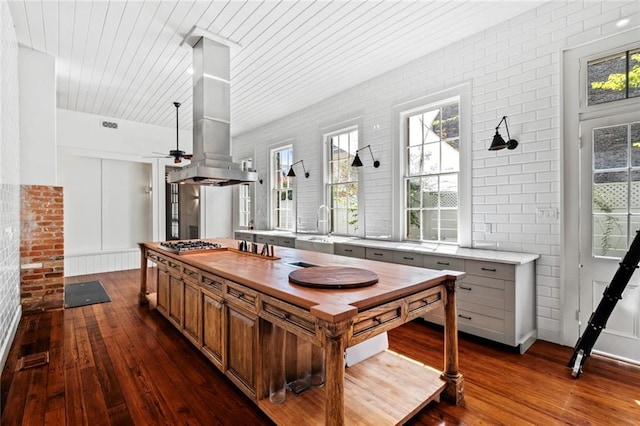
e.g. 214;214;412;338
2;269;639;425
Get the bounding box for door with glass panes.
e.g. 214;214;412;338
579;113;640;363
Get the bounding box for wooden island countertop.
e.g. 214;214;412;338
139;239;465;426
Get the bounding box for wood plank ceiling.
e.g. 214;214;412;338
8;0;547;136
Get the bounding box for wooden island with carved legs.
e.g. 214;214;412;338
139;239;464;425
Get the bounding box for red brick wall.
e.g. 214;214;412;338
20;185;64;312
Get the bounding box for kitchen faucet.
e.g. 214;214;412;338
317;204;330;235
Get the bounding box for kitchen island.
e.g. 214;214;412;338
138;239;464;425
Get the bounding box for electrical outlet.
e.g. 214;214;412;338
537;208;559;223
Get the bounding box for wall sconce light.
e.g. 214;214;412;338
287;160;310;178
488;116;518;151
351;145;381;168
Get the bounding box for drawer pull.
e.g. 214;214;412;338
403;256;414;260
459;285;472;291
481;267;497;272
372;316;382;324
345;249;353;252
374;252;383;256
437;261;450;266
458;314;472;320
237;292;244;298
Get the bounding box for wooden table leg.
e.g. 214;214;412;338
441;277;464;404
319;319;351;426
139;245;149;306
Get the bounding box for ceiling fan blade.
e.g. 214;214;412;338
143;155;171;159
151;151;167;155
184;154;193;159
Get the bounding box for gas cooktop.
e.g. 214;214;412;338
158;240;225;255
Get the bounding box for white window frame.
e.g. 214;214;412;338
392;83;471;246
324;126;360;236
270;144;295;231
238;157;254;229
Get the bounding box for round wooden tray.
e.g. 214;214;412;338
288;266;379;289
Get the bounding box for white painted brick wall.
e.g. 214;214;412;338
0;0;21;370
233;1;639;344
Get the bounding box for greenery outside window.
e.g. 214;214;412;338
404;101;460;243
587;48;640;106
271;146;294;230
327;128;359;235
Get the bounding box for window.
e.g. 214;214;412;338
588;48;640;105
592;121;640;257
404;101;460;243
327;128;358;235
271;146;294;230
238;158;253;228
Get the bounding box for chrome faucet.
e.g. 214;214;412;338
317;204;330;235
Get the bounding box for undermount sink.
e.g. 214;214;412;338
308;235;331;242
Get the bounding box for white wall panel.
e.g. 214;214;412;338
57;154;102;253
102;159;152;250
19;48;57;186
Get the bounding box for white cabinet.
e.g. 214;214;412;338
423;258;536;353
332;243;537;353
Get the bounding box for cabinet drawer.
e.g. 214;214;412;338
393;251;423;267
265;236;279;245
334;244;365;258
423;255;465;272
405;286;445;320
456;306;506;341
351;300;403;345
166;258;182;275
457;278;506;310
278;237;295;247
255;235;267;244
365;247;394;263
225;281;259;312
234;232;254;241
200;271;224;296
182;263;199;283
465;260;514;280
260;296;316;341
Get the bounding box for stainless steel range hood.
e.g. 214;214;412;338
168;36;257;186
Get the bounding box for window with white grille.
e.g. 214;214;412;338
403;100;460;243
271;146;294;230
238;158;253;228
326;128;359;235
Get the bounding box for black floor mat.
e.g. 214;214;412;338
64;281;111;308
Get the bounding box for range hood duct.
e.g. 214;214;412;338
167;36;257;186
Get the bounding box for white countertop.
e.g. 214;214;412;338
234;230;539;265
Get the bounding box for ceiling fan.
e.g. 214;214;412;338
148;102;192;164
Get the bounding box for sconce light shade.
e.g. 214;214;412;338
288;160;310;178
351;145;381;168
488;116;518;151
351;153;364;167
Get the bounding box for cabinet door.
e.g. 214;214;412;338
226;305;257;397
183;281;201;345
168;275;184;327
157;269;170;317
202;292;225;370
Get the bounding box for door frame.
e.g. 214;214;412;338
562;30;640;346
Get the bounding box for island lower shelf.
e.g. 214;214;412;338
258;349;446;425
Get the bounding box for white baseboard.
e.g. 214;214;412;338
0;304;22;373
